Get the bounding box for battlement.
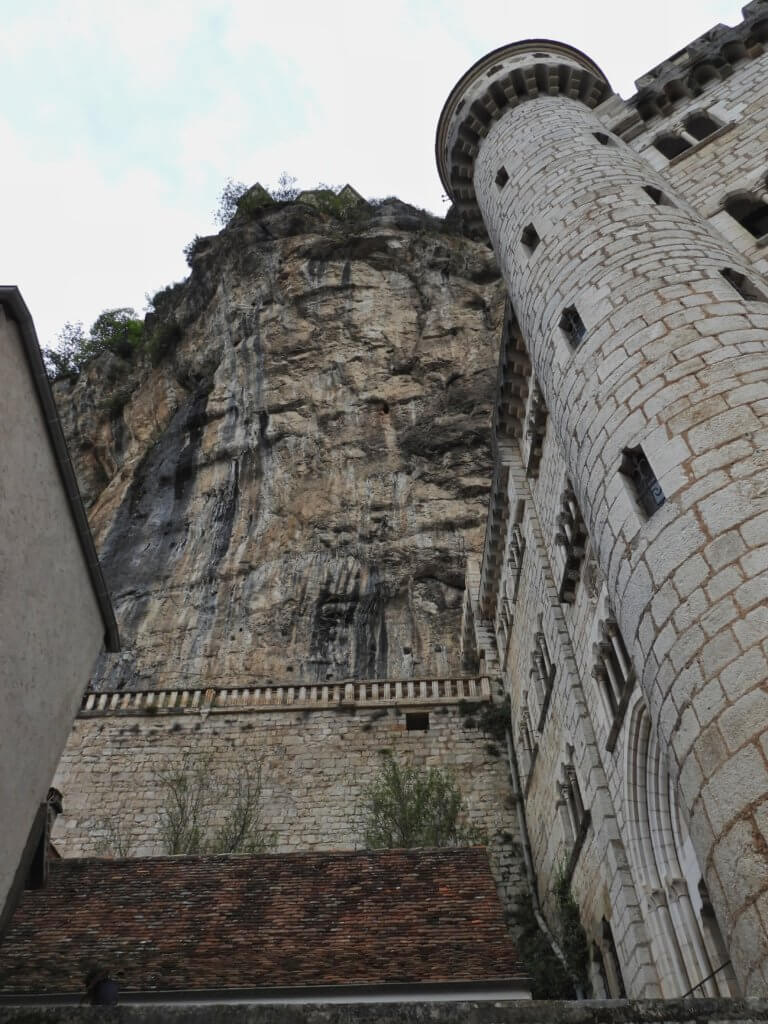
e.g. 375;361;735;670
604;0;768;141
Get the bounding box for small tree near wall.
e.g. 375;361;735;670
361;753;481;849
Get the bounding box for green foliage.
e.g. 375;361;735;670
43;308;145;381
214;172;298;228
552;864;590;991
459;695;511;744
270;171;299;202
42;321;87;380
510;892;576;999
145;317;182;365
214;178;249;226
90;308;144;358
183;234;205;267
156;751;274;856
94;751;274;857
94;817;132;859
361;752;481;849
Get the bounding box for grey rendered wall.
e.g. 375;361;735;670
0;306;105;925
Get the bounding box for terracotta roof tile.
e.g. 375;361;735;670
0;847;526;995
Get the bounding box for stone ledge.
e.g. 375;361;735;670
79;677;498;718
0;997;767;1023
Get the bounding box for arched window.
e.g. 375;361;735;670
684;112;720;141
654;133;691;159
724;194;768;239
625;700;738;996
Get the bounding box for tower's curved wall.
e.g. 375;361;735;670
439;44;768;995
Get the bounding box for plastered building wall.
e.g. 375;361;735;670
0;303;109;930
52;698;525;916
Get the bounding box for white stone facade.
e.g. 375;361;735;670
438;2;768;1000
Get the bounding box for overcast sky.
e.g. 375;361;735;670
0;0;745;347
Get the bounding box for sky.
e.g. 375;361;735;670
0;0;746;348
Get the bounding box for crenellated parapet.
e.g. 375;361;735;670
436;40;611;230
624;1;768;131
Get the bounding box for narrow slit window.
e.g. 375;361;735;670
720;267;768;302
406;712;430;732
495;166;509;189
594;131;612;146
643;185;672;207
560;305;586;349
653;133;691;160
521;223;540;254
684;112;720;141
724;195;768;239
620;446;665;517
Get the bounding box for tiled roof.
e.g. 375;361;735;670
0;847;526;995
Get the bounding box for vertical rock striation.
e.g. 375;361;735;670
56;200;503;689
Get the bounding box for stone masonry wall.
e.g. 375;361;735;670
490;445;658;999
473;88;768;994
52;698;524;919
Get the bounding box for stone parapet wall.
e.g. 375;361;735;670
80;676;494;717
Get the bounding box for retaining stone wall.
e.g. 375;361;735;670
52;703;524;917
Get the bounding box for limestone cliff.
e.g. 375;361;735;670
55;199;503;689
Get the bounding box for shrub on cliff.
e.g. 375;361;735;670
361;753;480;849
43;308;145;380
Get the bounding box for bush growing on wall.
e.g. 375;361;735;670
361;752;481;849
95;751;274;857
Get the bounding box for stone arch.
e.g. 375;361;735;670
625;698;737;997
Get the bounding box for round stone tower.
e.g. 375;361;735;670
438;41;768;994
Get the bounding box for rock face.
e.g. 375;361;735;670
56;200;503;690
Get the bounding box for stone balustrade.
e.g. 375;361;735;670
79;676;496;717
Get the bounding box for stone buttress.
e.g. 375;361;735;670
437;40;768;994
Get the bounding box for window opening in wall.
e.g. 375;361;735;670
684;112;720;141
601;919;627;998
620;445;665;518
559;758;590;882
593;131;612;145
531;627;556;732
720;267;768;302
592;616;635;750
724;195;768;239
507;522;527;603
525;381;548;477
560;306;586;349
653;134;692;160
406;712;430;732
495;166;510;189
521;223;540;254
556;480;588;603
518;706;538;793
643;185;672;206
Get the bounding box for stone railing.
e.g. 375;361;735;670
79;676;497;718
